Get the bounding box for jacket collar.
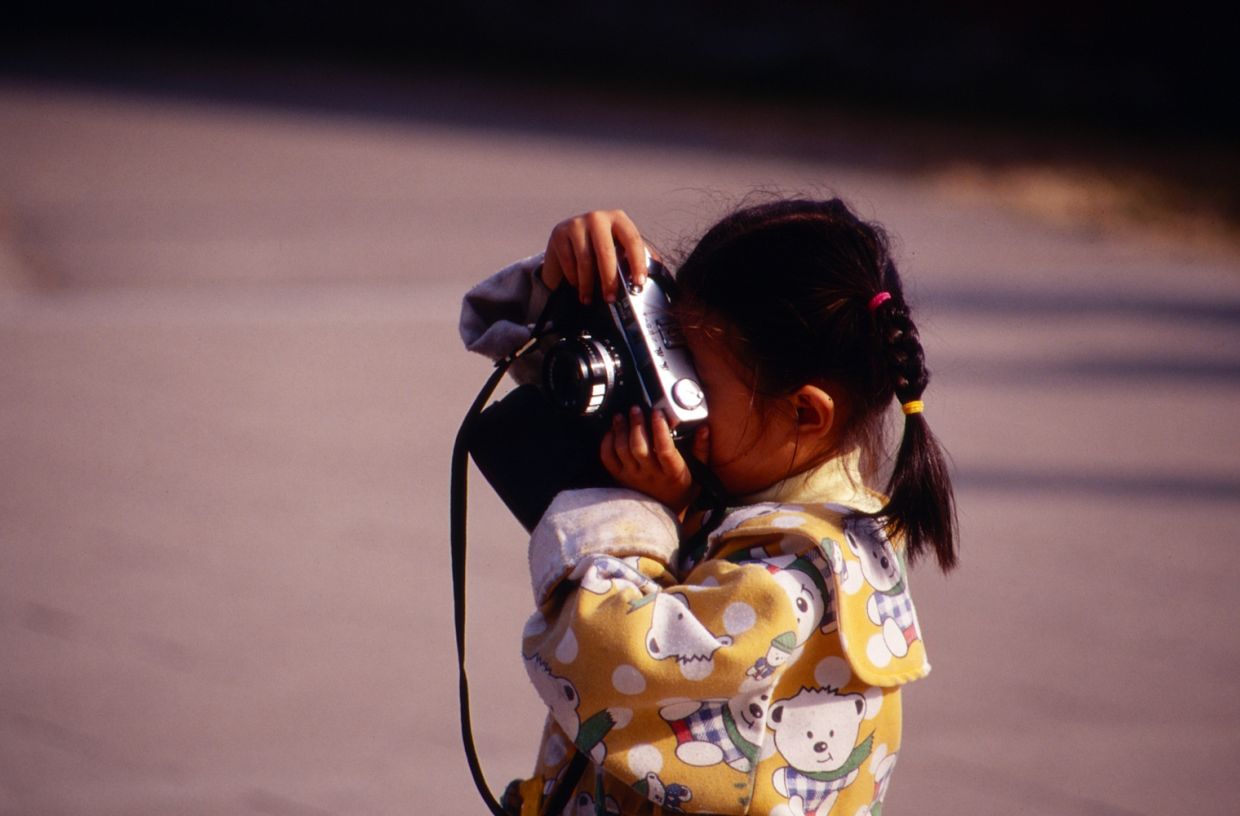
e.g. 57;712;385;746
739;449;883;512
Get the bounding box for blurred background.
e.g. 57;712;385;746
1;5;1238;815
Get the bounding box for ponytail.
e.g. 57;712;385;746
870;294;958;571
883;411;958;570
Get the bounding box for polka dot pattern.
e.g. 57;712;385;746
555;628;578;663
866;633;893;667
626;743;663;776
814;655;852;689
723;602;757;635
610;707;633;729
612;664;647;695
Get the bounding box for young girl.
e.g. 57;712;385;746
460;198;957;816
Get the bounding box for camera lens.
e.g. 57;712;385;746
544;334;623;417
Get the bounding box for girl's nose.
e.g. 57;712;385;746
814;741;828;753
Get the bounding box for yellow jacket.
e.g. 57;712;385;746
512;455;931;816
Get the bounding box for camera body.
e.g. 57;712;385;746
466;254;708;530
543;254;708;433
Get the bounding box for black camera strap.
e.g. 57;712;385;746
451;355;518;816
452;299;567;816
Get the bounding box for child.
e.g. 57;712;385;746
460;199;957;816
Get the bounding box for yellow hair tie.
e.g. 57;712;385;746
901;400;925;416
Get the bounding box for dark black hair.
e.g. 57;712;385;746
675;197;958;571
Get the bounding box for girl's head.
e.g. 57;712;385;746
674;197;957;571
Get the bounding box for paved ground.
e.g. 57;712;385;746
1;73;1238;816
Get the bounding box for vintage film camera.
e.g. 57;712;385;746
466;253;709;530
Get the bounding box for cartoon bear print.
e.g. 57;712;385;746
843;515;921;661
628;590;732;680
524;654;615;763
633;771;692;812
768;687;873;816
659;689;774;773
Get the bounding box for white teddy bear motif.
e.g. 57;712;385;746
843;516;921;664
659;689;775;773
629;591;732;680
768;687;873;816
524;654;614;763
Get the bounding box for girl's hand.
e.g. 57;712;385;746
541;210;651;304
601;406;710;514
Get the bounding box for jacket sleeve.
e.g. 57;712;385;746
459;252;552;385
522;491;810;811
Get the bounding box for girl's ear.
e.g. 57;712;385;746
791;385;835;440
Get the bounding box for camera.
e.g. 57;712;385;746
543;253;708;432
465;252;709;530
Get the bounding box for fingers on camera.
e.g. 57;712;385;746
609;211;647;287
602;413;632;473
602;408;659;473
652;411;680;470
550;210;647;303
627;406;650;460
589;217;619;303
570;227;596;305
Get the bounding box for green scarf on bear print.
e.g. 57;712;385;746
802;732;873;783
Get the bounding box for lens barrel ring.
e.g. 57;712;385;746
544;333;624;417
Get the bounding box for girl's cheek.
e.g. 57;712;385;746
705;425;737;467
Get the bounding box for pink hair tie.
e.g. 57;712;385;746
868;291;892;312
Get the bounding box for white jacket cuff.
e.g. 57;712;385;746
459;252;551;356
529;488;680;604
459;252;552;386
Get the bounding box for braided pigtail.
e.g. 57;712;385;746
870;288;958;570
